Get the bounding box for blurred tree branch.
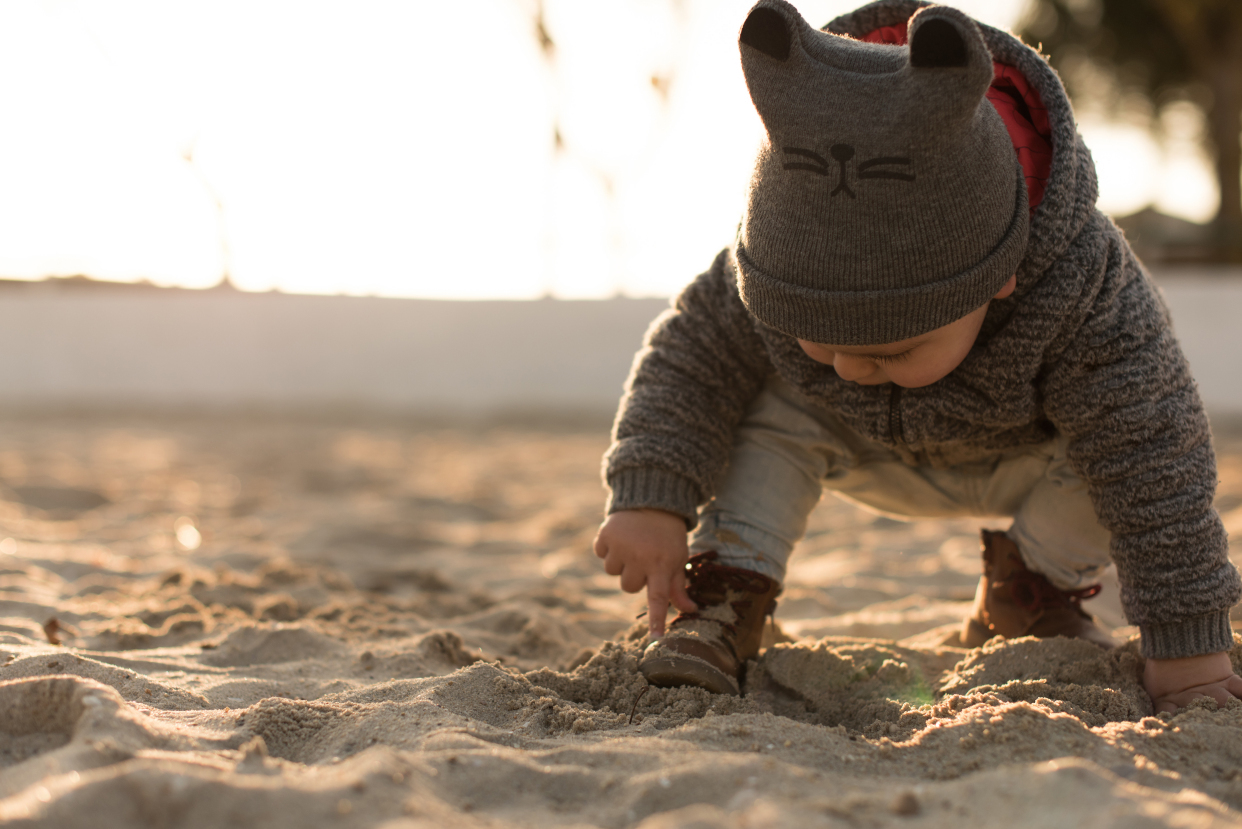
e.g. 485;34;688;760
1019;0;1242;260
521;0;687;294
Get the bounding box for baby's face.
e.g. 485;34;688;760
797;275;1016;389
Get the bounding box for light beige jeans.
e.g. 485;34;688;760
689;375;1113;589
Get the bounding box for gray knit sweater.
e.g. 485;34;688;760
604;0;1240;660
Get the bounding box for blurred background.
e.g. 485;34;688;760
0;0;1239;417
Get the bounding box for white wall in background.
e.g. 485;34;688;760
1158;277;1242;415
0;275;1238;416
0;290;668;415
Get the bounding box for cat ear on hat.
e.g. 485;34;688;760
906;7;994;104
738;0;907;134
737;0;820;133
739;0;814;64
740;4;792;62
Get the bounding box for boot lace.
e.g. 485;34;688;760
1009;570;1101;613
674;552;779;638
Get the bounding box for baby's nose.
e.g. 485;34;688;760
832;353;875;382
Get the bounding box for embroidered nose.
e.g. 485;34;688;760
830;143;856;198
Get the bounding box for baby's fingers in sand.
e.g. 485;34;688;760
1155;680;1242;714
1155;692;1206;714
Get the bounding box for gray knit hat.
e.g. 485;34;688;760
734;0;1028;345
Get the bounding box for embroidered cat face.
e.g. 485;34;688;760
781;144;915;199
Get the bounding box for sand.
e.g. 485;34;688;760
2;411;1242;828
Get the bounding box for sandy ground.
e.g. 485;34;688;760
2;412;1242;828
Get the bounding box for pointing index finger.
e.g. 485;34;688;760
647;583;670;639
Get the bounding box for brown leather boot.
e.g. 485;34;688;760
638;552;781;696
962;529;1115;649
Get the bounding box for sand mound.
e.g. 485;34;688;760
1;414;1241;827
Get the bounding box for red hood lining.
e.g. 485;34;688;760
860;22;1051;212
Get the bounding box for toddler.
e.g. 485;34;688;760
593;0;1242;714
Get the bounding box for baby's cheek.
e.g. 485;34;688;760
797;341;834;365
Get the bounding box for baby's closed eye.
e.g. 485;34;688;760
869;350;914;365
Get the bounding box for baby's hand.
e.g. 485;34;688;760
593;508;697;638
1143;651;1242;714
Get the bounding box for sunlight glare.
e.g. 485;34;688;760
0;0;1216;300
175;516;202;551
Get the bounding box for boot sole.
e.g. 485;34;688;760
639;653;740;696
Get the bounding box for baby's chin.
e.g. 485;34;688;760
889;371;956;389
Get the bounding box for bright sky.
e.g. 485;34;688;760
0;0;1219;299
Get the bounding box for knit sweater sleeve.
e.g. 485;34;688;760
1039;220;1240;659
604;249;774;526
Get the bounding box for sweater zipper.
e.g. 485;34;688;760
888;385;905;446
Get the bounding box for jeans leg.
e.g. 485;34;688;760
819;433;1113;591
1005;439;1112;590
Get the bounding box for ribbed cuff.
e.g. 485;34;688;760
1139;611;1237;659
606;468;701;529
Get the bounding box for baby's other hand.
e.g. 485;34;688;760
1144;651;1242;714
593;508;697;638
